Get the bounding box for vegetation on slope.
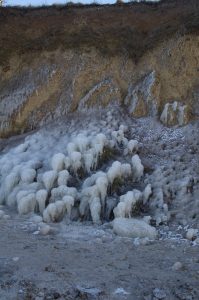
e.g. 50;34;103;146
0;0;198;66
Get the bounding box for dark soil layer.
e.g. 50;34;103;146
0;0;199;66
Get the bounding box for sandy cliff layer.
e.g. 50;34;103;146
0;0;198;137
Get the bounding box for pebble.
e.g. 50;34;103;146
75;286;102;298
39;225;51;235
186;228;198;241
12;257;19;262
153;288;166;299
193;238;199;245
133;237;150;246
172;261;183;271
113;288;130;295
35;292;45;300
33;231;40;235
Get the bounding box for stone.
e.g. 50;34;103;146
12;257;19;262
186;228;198;241
75;286;103;299
172;262;183;271
113;288;130;295
39;224;51;235
113;218;157;239
153;288;166;299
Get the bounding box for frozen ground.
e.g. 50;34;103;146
0;210;199;300
0;106;199;299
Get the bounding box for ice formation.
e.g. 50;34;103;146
89;197;101;224
42;171;57;191
51;153;65;172
63;195;75;218
0;115;145;225
36;189;48;213
20;168;36;184
57;170;70;186
17;193;36;215
113;190;142;218
0;106;197;238
107;161;122;185
131;154;144;181
127;139;138;154
160;101;189;126
143;184;152;204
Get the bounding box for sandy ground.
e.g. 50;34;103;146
0;210;199;300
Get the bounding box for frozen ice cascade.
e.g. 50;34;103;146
0;107;198;240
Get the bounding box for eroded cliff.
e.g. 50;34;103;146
0;0;198;137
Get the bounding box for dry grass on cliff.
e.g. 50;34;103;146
0;0;198;66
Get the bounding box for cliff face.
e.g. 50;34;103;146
0;0;198;137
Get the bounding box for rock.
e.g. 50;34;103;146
172;262;183;271
113;218;157;239
153;288;166;299
75;285;103;299
186;228;198;241
133;237;151;246
37;292;45;297
33;231;40;235
193;238;199;245
113;287;130;295
12;257;19;262
44;290;61;300
39;224;51;235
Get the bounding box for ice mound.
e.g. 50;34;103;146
0;107;197;231
0;109;154;226
113;217;157;239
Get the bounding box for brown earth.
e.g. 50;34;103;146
0;0;198;65
0;0;198;137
